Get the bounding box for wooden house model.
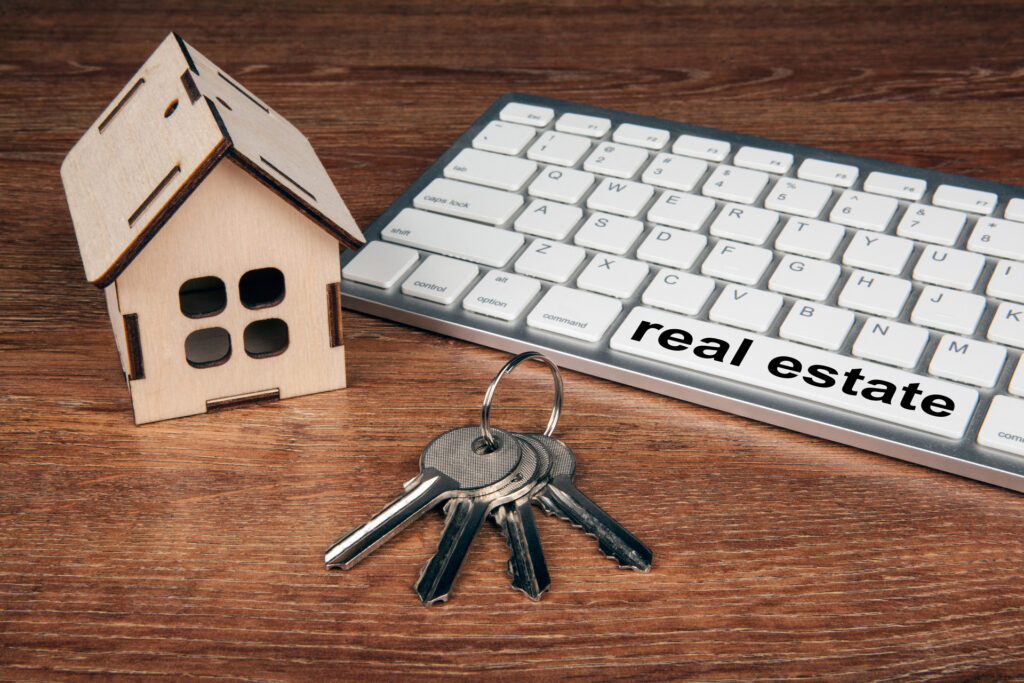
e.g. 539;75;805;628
61;34;364;424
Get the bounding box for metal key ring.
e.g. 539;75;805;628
480;351;563;451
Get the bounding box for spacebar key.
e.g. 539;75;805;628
610;306;978;438
382;208;524;267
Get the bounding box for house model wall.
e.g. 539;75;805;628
61;33;365;424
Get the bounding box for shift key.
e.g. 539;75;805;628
414;178;523;225
382;208;524;267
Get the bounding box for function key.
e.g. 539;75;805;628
556;112;611;137
933;184;997;215
1006;198;1024;222
672;134;731;162
733;146;793;174
499;102;554;127
797;158;859;187
863;171;926;201
613;123;670;150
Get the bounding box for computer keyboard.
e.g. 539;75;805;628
339;93;1024;493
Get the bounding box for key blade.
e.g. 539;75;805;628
536;475;653;572
325;469;458;569
495;497;550;600
415;497;490;605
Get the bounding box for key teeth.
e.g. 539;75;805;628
535;496;653;573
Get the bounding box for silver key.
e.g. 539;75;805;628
529;433;653;572
324;426;522;569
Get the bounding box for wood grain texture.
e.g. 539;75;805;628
3;0;1024;679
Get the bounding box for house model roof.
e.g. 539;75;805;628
62;33;364;287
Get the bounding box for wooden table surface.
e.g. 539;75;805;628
4;1;1024;679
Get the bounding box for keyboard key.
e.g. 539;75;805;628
514;239;585;283
641;153;708;192
768;254;841;301
700;240;773;286
929;335;1005;388
382;208;524;267
797;158;859;187
968;217;1024;260
586;177;655;217
910;286;986;335
414;178;523;225
573;212;644;255
636;227;707;269
472;120;535;155
838;269;912;318
527;286;622;342
528;165;595;204
987;260;1024;303
978;396;1024;457
556;112;611;137
733;146;793;174
647;191;716;231
401;254;478;305
1012;358;1024;397
764;177;832;218
853;317;930;369
912;246;985;291
933;184;997;215
709;284;783;333
673;134;730;161
613;123;670;149
829;189;899;231
641;270;716;315
1006;198;1024;222
987;301;1024;349
462;269;541;321
500;102;554;127
577;255;650;298
701;165;769;204
527;130;592;166
895;203;967;246
709;203;779;245
610;306;978;439
779;301;854;351
444;148;537;191
513;199;583;239
583;142;649;179
863;171;927;201
342;241;418;289
842;230;914;275
774;217;845;260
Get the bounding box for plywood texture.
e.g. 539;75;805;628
4;1;1024;679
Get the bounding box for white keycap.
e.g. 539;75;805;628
933;184;997;215
573;212;644;255
472;120;535;155
988;260;1024;304
709;284;783;333
1011;358;1024;396
672;134;730;161
797;158;859;187
895;203;967;246
641;270;716;315
829;189;899;231
1006;198;1024;222
514;239;586;283
837;270;912;318
636;227;707;269
853;317;930;369
401;254;478;305
910;286;986;335
610;306;978;439
780;301;854;351
444;148;537;191
863;171;926;201
768;255;841;301
764;177;833;218
733;146;793;174
613;123;670;150
987;301;1024;349
527;286;622;342
382;208;524;267
583;142;649;179
641;153;708;192
342;241;418;289
499;102;554;127
462;269;541;321
577;255;650;298
646;191;716;231
978;396;1024;457
700;240;774;286
774;217;846;260
842;230;914;275
929;335;1006;388
586;177;655;217
513;199;583;239
527;131;592;166
528;165;595;204
556;112;611;138
968;217;1024;260
701;165;769;204
709;203;779;245
912;246;985;291
414;178;523;225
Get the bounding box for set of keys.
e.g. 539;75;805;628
324;351;653;604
